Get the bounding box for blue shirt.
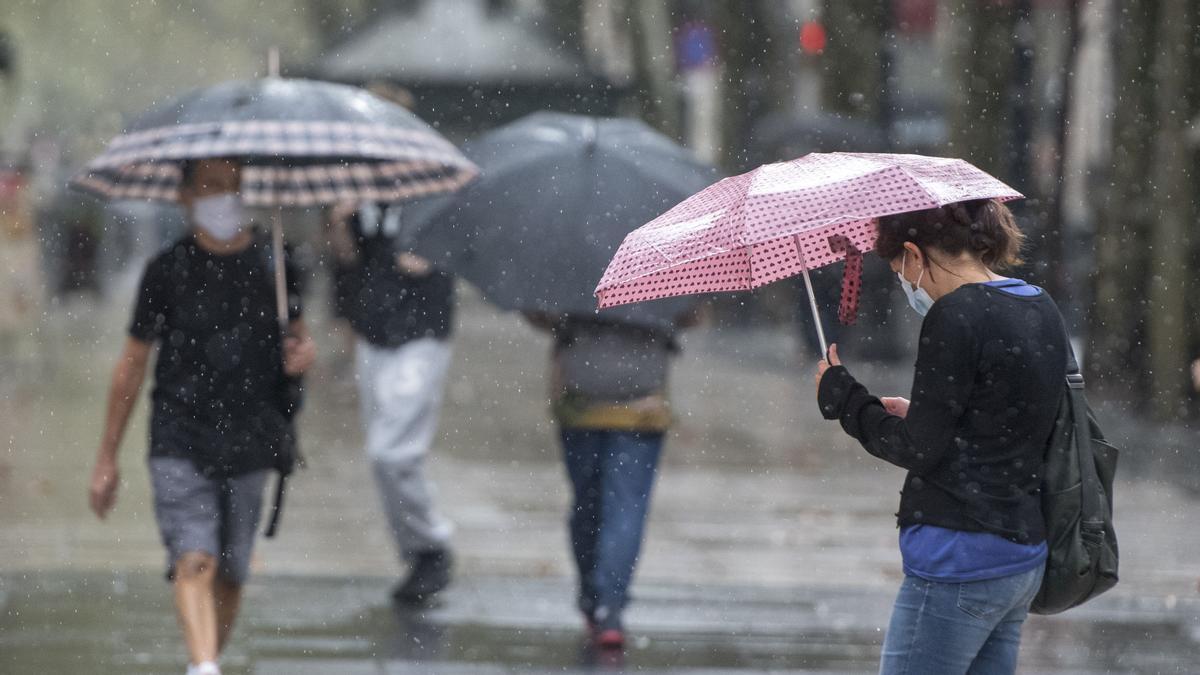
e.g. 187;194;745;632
899;277;1048;582
900;525;1048;582
983;277;1043;296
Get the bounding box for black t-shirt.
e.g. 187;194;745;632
818;283;1068;545
130;233;302;476
333;203;454;348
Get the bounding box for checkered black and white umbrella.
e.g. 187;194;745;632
70;77;477;206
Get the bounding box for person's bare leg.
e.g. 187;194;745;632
214;578;243;653
173;551;219;665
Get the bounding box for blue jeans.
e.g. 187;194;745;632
560;430;664;618
880;565;1045;675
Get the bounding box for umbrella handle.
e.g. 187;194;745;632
272;209;289;336
796;235;828;358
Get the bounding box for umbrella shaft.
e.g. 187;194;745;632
797;236;828;358
272;210;289;334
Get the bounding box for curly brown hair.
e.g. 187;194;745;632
874;198;1024;270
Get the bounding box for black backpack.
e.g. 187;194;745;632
1030;349;1120;614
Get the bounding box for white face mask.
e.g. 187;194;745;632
192;193;246;242
898;251;935;316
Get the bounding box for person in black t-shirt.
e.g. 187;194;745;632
88;159;317;675
328;201;456;605
815;198;1065;675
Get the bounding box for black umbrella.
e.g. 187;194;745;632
404;112;719;330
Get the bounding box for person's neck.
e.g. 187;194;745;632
926;258;1003;300
193;227;253;255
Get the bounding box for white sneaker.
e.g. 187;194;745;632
187;662;221;675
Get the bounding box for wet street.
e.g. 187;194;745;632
2;289;1199;673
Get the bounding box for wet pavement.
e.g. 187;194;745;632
2;287;1200;672
3;571;1198;673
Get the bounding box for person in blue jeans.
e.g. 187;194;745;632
526;313;689;649
815;198;1066;674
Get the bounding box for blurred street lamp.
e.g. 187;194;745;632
799;20;827;55
790;0;822;116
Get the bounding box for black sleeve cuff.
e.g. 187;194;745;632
817;365;859;420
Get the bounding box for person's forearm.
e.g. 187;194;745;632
98;358;147;460
819;366;943;474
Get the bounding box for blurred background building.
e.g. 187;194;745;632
1;0;1197;420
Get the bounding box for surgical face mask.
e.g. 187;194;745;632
898;251;935;316
191;193;246;242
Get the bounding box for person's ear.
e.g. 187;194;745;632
903;241;924;268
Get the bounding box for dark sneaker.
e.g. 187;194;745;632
392;549;453;605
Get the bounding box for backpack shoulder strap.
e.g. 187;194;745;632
1061;328;1103;522
264;473;287;538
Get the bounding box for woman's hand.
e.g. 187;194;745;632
882;397;911;418
815;343;842;396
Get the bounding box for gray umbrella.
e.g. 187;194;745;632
403;112;719;330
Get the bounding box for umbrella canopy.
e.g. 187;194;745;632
595;152;1022;350
404;112;719;330
70;77;478;207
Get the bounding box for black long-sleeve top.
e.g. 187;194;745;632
818;283;1067;545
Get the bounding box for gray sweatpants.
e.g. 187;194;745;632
356;337;454;562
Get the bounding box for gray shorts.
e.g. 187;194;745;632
149;457;270;585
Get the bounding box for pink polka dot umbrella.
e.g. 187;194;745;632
594;152;1023;354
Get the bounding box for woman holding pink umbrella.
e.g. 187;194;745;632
816;198;1064;674
597;153;1063;674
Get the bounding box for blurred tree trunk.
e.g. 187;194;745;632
822;0;887;120
1039;0;1080;311
1089;1;1156;401
543;0;586;53
713;0;790;170
942;1;1018;180
625;0;681;139
1145;0;1193;420
1189;4;1200;416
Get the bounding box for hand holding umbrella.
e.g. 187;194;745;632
815;343;841;395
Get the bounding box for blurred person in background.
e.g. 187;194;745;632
327;200;457;605
526;309;698;650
